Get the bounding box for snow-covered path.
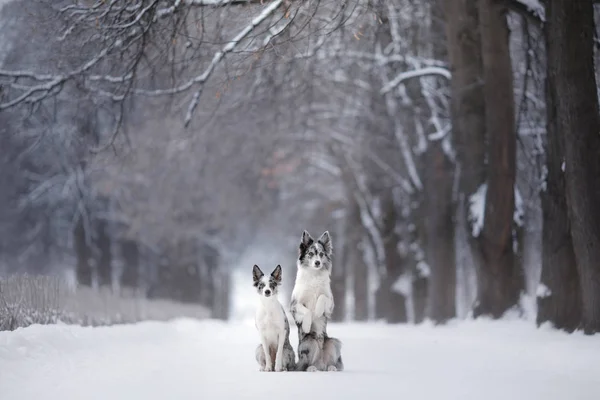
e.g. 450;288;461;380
1;319;599;400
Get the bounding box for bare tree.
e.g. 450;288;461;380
473;0;523;318
548;0;600;334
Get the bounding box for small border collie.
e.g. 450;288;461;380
253;264;296;372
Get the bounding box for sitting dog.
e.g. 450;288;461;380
253;264;296;372
290;231;344;372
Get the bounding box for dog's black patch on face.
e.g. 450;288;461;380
267;277;278;294
255;281;266;295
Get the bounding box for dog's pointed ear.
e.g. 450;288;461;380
318;231;332;254
252;265;264;283
271;265;282;282
299;230;314;254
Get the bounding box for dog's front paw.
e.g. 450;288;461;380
264;365;273;372
307;366;318;372
327;366;338;372
275;363;283;372
314;296;326;318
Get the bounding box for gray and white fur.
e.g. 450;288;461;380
253;264;296;372
290;230;344;372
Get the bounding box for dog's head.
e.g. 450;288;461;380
253;264;282;298
298;230;332;272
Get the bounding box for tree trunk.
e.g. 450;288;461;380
443;0;487;313
424;140;456;323
331;222;347;322
537;12;581;331
548;0;600;334
199;243;218;310
418;0;456;325
120;239;140;289
74;216;92;287
473;0;523;318
380;192;407;323
96;219;112;287
348;198;368;321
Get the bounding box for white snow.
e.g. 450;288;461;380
416;260;431;278
514;188;524;227
468;183;487;237
2;318;600;400
468;184;525;237
516;0;546;21
536;283;552;298
391;273;412;296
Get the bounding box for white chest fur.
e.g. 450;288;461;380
291;268;332;311
255;298;286;342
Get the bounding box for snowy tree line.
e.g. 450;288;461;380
1;0;599;334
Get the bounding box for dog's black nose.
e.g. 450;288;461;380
264;289;271;296
315;260;320;266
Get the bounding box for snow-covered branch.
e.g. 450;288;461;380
380;67;451;95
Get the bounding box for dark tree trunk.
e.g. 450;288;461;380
96;219;112;287
74;216;92;287
348;198;368;321
199;243;219;310
413;273;428;323
380;192;407;323
424;140;456;323
120;239;140;289
548;0;600;334
420;0;456;325
537;11;581;331
473;0;523;318
443;0;487;313
331;224;347;322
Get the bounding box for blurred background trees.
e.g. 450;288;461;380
0;0;599;334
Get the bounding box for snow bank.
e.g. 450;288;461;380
0;274;210;330
1;318;599;400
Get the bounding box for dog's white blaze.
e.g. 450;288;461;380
259;276;273;296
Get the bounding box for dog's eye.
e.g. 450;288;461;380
308;252;314;257
319;252;323;257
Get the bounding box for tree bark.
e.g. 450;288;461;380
548;0;600;334
120;239;140;289
473;0;523;318
331;222;347;322
537;11;581;331
443;0;487;313
74;216;92;287
96;219;112;287
380;192;407;323
348;198;368;321
424;140;456;323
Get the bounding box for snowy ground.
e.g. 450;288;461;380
2;318;599;400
